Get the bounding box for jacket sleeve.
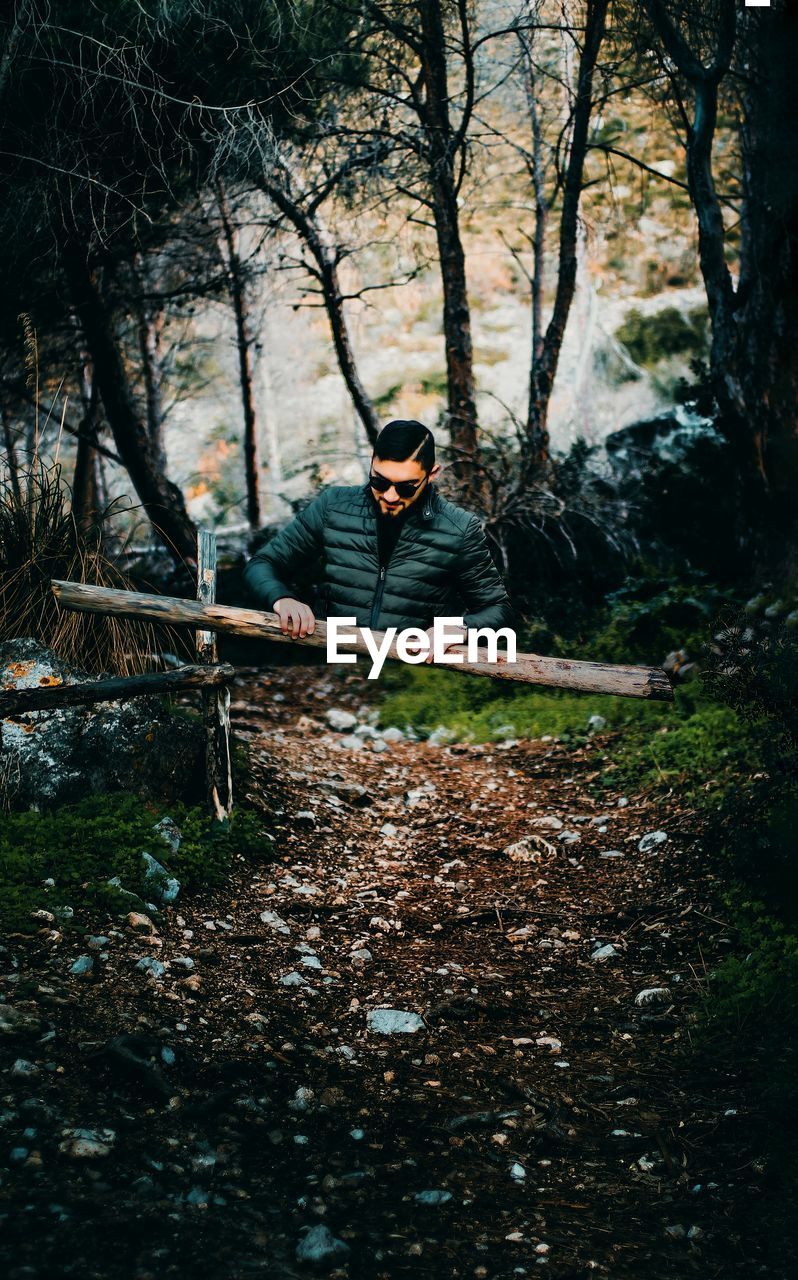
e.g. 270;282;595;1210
456;515;516;631
243;491;327;610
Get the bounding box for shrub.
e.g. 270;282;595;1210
615;305;709;368
0;460;171;674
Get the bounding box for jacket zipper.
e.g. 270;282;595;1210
367;482;436;629
370;564;387;629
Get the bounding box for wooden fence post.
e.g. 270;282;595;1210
196;529;233;820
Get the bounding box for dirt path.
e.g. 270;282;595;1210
0;664;776;1279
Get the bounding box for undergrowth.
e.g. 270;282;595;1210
0;793;274;934
377;575;798;1263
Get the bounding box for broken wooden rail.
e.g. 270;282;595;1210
50;580;674;701
0;663;235;716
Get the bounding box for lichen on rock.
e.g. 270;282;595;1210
0;638;204;811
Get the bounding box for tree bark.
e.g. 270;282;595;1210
71;360;100;534
1;404;21;503
417;0;481;498
262;172;381;448
217;182;262;529
62;244;198;567
525;0;609;476
0;663;235;716
136;296;167;475
646;0;798;536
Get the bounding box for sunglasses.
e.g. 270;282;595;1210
369;470;427;500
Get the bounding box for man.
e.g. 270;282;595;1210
243;420;514;659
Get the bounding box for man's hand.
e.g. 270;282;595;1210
273;597;316;639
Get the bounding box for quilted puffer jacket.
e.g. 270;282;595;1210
243;481;514;632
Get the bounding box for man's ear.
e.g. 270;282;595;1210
429;462;441;480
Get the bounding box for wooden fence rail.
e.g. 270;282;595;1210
0;663;235;717
51;579;674;701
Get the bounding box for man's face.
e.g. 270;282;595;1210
369;455;439;517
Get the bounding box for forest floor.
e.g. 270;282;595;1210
0;662;783;1279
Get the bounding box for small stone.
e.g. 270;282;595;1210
295;810;317;828
59;1127;115;1159
380;727;405;743
153;816;182;854
634;987;671;1006
171;956;195;971
414;1189;453;1205
664;1223;686;1240
278;971;307;988
288;1087;315;1112
367;1009;424;1035
427;726;455;746
141;852;180;905
296;1224;350;1266
127;912;155;933
380;822;398;837
0;1005;41;1037
509;1162;526;1181
260;909;291;935
135;956;166;979
326;708;357;731
11;1059;39;1079
369;916;393;932
299;955;322;971
591;944;618;962
638;830;669;853
338;734;364;750
535;1036;562;1054
70;955;94;977
587;715;607;732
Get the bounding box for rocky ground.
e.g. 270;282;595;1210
0;662;784;1279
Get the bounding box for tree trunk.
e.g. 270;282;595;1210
525;0;609;477
1;404;21;503
734;4;798;525
71;360;100;534
646;0;798;539
418;0;480;499
136;301;167;474
217;182;262;529
62;244;197;567
262;173;381;448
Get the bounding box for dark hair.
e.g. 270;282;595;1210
374;419;435;472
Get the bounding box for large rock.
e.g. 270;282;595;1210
0;638;204;810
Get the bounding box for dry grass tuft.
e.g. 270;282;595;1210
0;461;172;676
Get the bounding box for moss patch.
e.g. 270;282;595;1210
0;793;274;934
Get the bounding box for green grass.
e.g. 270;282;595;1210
377;661;679;744
0;794;274;934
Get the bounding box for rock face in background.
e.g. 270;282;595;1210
0;638;204;811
